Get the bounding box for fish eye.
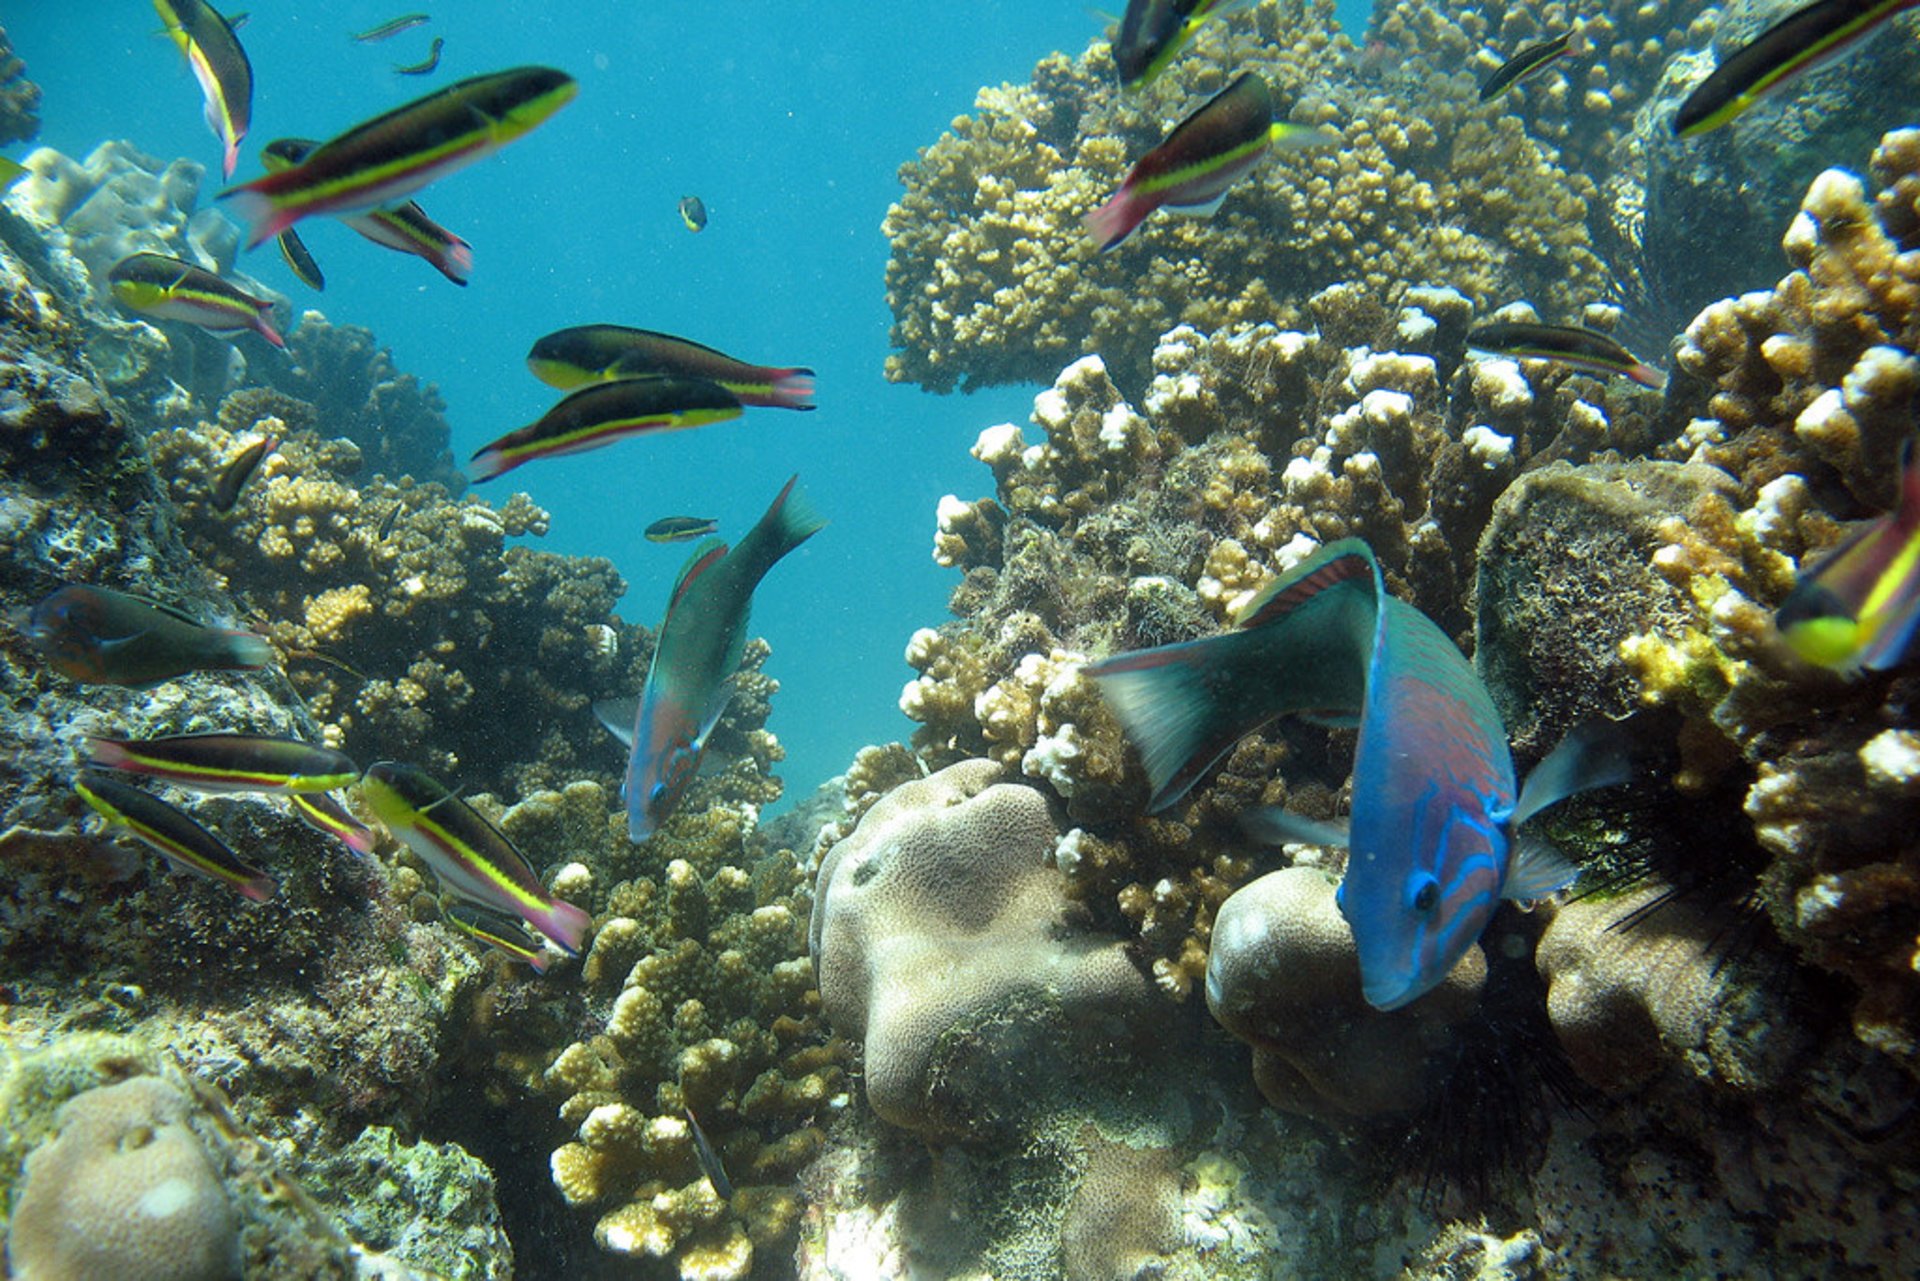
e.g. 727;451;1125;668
1409;874;1440;914
648;781;669;809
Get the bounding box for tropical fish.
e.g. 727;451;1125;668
1087;539;1635;1010
210;433;278;512
261;138;474;285
20;584;274;686
358;760;592;952
1776;441;1920;671
74;770;277;902
1084;72;1338;251
108;252;285;348
288;790;377;855
394;37;444;76
1673;0;1920;137
646;516;720;544
225;10;248;28
1113;0;1253;89
468;376;742;483
153;0;253;178
86;732;360;795
275;227;325;290
1465;320;1665;390
683;1106;735;1200
616;476;825;841
525;325;815;409
678;195;708;232
352;13;430;42
0;156;28;187
440;897;550;971
219;66;577;248
1479;32;1575;102
378;503;405;540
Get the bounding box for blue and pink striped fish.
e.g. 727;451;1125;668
1088;539;1637;1010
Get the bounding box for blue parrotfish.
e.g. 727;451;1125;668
605;475;825;842
19;585;274;686
1776;439;1920;672
1087;539;1637;1011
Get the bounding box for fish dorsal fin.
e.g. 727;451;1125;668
593;696;638;749
1510;715;1645;828
1503;835;1579;901
1240;806;1350;848
136;592;211;629
670;538;729;611
1233;539;1378;631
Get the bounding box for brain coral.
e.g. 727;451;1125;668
884;0;1613;393
810;758;1153;1139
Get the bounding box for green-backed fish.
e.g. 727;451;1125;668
20;585;273;686
394;37;444;76
0;156;28;188
109;252;285;348
1776;440;1920;671
526;325;815;409
86;732;360;795
75;770;277;902
210;432;278;512
353;13;430;42
288;790;378;855
154;0;253;178
1085;72;1338;251
1674;0;1919;137
219;66;577;249
469;376;743;483
678;195;708;232
1479;32;1576;102
607;475;825;841
1114;0;1254;89
646;516;720;544
1465;320;1665;390
359;761;592;952
440;897;551;971
262;138;474;285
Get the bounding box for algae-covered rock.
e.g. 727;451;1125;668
302;1127;511;1281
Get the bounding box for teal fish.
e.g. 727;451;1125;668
678;195;708;232
1674;0;1920;137
1089;540;1636;1010
288;790;377;855
526;326;815;409
610;476;825;840
1466;320;1665;390
468;376;743;482
261;138;474;286
1084;72;1338;250
1479;32;1575;102
86;732;360;795
646;516;720;544
440;897;550;971
1114;0;1253;89
220;66;577;249
153;0;253;177
210;432;278;512
359;761;591;952
21;585;273;686
75;770;277;902
352;13;430;42
394;37;444;76
108;252;285;348
1776;441;1920;671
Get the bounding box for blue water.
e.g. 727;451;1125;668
8;1;1368;806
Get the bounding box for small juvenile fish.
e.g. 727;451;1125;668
154;0;253;178
220;66;576;249
683;1106;735;1200
262;138;474;285
108;252;284;348
646;516;719;543
225;9;248;28
1479;32;1575;102
359;761;592;952
210;433;278;512
21;584;274;686
75;770;277;902
352;12;429;42
678;195;708;232
378;503;404;539
86;732;360;795
394;37;444;76
1114;0;1253;89
468;376;742;483
440;897;551;971
1776;441;1920;671
526;325;815;409
275;227;325;290
1085;72;1338;251
1674;0;1920;137
288;790;377;854
1466;320;1665;390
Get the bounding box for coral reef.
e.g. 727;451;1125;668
0;25;42;147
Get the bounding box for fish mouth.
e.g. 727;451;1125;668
1361;975;1420;1012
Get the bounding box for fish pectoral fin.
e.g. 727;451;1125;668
1511;712;1663;827
592;696;639;749
1168;193;1229;218
93;630;153;656
1503;835;1578;901
1241;806;1350;848
692;676;739;751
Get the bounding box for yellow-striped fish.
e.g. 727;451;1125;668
153;0;253;178
1777;442;1920;671
86;732;360;794
75;770;276;901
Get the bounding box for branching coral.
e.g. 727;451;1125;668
0;25;42;147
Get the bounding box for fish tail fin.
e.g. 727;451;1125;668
222;134;241;180
84;736;132;769
439;235;475;285
771;368;816;410
466;446;513;484
523;946;552;974
219;183;300;250
1627;362;1666;391
532;897;591;954
1084;187;1147;252
219;629;276;669
762;474;828;558
237;872;279;902
252;304;286;349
